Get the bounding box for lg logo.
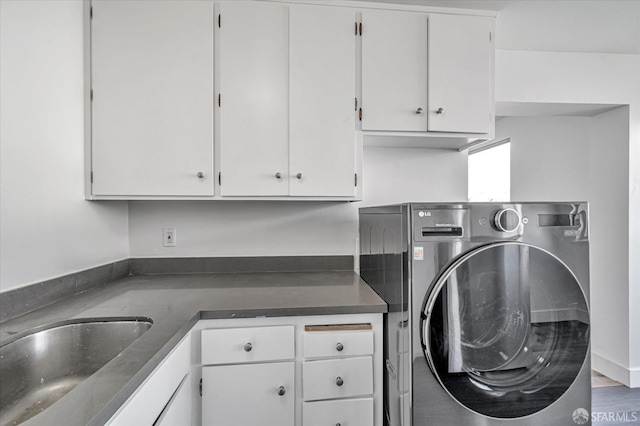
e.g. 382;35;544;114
418;211;432;217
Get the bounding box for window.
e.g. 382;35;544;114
468;141;510;202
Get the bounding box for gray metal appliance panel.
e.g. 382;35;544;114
360;202;591;426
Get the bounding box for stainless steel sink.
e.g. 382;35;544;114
0;318;153;426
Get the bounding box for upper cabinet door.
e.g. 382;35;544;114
428;14;493;134
91;1;214;196
289;5;357;197
361;10;428;132
218;2;289;196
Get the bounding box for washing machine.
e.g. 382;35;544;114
359;203;591;426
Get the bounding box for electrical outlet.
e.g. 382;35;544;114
163;228;176;247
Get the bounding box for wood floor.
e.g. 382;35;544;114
592;372;640;426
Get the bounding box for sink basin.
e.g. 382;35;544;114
0;318;153;426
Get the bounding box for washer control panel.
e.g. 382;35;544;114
494;208;522;233
471;204;525;238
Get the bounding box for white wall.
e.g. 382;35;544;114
0;1;129;293
496;50;640;387
496;116;592;202
498;110;631;380
589;106;633;384
128;147;468;258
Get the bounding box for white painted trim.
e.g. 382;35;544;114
262;0;497;17
88;195;360;201
592;352;636;388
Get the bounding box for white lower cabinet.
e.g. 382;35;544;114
303;357;373;401
200;325;296;426
202;362;295;426
155;374;193;426
303;398;374;426
106;334;191;426
196;314;383;426
106;315;381;426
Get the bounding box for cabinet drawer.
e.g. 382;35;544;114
302;357;373;401
303;398;373;426
304;330;373;358
201;326;294;365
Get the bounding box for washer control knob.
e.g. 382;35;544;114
494;208;521;233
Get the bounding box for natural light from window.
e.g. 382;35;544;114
468;143;510;202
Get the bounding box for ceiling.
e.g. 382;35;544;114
355;0;640;55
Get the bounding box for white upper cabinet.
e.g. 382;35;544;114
361;9;494;137
289;5;357;197
428;13;493;134
91;1;214;196
87;1;494;199
217;2;289;197
218;2;358;198
361;10;428;132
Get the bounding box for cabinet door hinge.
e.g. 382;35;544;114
359;22;362;36
90;6;93;19
355;173;358;187
90;89;93;102
355;97;358;111
218;14;221;28
218;172;221;186
90;171;94;184
218;93;221;107
199;378;203;397
358;108;362;121
489;32;492;42
355;22;358;36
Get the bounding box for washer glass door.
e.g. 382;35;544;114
422;242;589;419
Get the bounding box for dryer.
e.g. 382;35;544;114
359;203;591;426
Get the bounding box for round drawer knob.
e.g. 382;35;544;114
244;342;252;352
336;377;344;387
196;172;204;179
275;172;282;179
435;107;444;114
277;386;286;396
416;107;424;115
336;342;344;352
296;172;303;180
336;424;341;426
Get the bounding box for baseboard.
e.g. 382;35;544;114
592;352;639;388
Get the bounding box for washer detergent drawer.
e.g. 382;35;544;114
303;330;373;358
303;398;374;426
302;357;373;401
201;326;294;365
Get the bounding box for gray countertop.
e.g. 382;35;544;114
0;271;387;426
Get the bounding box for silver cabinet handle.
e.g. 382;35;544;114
277;386;286;396
336;342;344;352
275;172;282;179
336;377;344;387
196;172;204;179
296;173;303;179
244;342;252;352
435;107;444;114
416;107;424;115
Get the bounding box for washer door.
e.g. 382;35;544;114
422;242;589;419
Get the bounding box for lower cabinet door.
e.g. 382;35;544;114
303;398;374;426
202;361;294;426
155;374;192;426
